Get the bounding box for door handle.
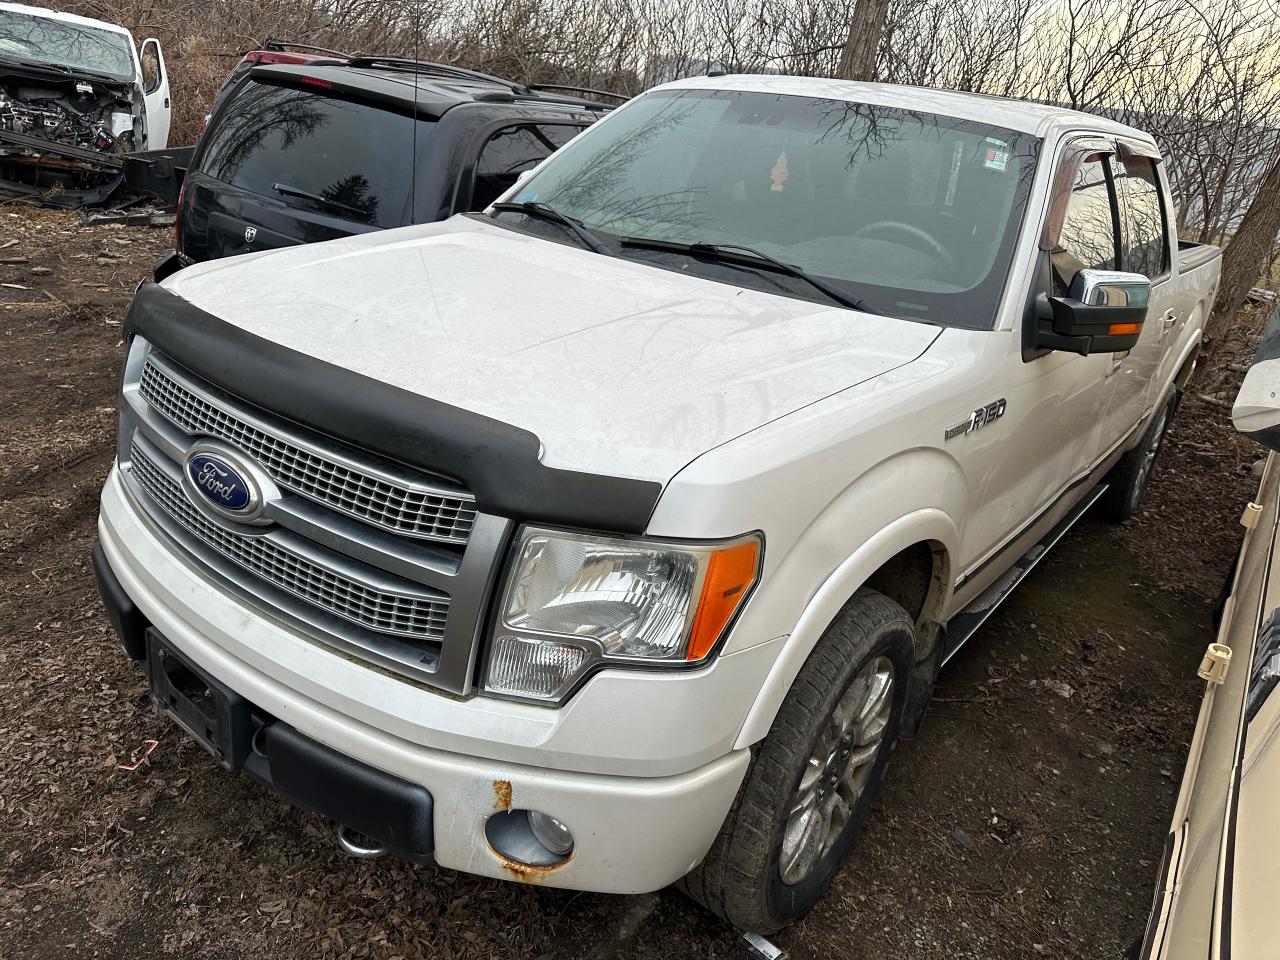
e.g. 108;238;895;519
1161;311;1178;337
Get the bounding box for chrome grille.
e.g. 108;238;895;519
129;440;449;642
139;356;477;544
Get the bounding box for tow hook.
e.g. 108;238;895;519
335;823;387;859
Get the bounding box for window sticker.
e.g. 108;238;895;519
983;137;1009;173
944;141;965;208
770;150;789;192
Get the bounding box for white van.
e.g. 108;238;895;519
0;2;170;200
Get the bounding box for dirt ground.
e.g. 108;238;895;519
0;209;1263;960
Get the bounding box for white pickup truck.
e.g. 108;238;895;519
94;76;1220;931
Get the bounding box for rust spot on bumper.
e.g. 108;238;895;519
493;779;512;811
496;851;573;882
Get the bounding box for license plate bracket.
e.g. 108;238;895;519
146;628;252;770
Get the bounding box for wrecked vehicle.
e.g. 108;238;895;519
0;2;169;205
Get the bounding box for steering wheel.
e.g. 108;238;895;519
853;221;953;265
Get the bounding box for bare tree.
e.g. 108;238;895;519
836;0;890;81
1212;151;1280;339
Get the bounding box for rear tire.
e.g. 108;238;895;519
679;589;914;933
1098;391;1177;523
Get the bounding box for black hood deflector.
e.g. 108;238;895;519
125;282;662;533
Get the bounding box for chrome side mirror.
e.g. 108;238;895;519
1032;268;1152;356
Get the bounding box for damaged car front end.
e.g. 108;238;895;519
0;62;134;203
0;3;168;205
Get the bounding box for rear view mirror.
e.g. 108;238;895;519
1234;306;1280;451
1032;269;1151;356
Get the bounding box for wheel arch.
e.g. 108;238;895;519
1172;306;1204;393
734;509;958;750
1174;341;1200;392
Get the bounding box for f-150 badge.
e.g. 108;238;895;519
946;399;1006;440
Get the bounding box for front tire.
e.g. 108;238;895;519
680;589;914;932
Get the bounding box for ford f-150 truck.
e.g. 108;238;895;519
93;76;1221;932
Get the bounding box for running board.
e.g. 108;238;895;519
942;484;1108;666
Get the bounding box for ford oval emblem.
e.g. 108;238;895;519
186;452;254;513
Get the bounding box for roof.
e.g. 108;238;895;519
248;61;612;119
650;74;1157;143
0;1;133;36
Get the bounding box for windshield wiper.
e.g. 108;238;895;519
490;201;612;256
0;55;69;74
619;236;877;314
272;182;368;218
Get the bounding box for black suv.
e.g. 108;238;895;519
156;58;620;279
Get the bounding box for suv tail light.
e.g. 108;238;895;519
173;178;189;253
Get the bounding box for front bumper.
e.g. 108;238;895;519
97;467;755;893
90;554;438;865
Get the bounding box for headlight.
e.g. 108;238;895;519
483;527;761;703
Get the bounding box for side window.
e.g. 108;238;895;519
1051;154;1119;295
535;124;579;149
1116;156;1168;279
472;124;582;210
141;45;161;93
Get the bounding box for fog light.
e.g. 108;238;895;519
485;809;575;867
528;811;574;856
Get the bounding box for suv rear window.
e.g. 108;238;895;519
198;82;433;227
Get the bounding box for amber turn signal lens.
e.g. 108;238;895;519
1107;322;1142;336
686;539;761;661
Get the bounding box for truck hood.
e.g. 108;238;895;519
164;216;940;483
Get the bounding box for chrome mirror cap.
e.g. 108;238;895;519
1070;268;1152;308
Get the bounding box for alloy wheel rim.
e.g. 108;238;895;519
779;655;894;885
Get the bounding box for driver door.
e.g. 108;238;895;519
954;140;1122;606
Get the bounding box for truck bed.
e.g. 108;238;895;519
1178;239;1222;273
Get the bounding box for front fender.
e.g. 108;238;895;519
733;504;960;750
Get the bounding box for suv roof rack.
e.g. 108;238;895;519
344;57;530;94
259;39;356;60
253;54;624;112
527;83;630;103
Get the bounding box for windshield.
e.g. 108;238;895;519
508;89;1040;327
0;10;134;79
